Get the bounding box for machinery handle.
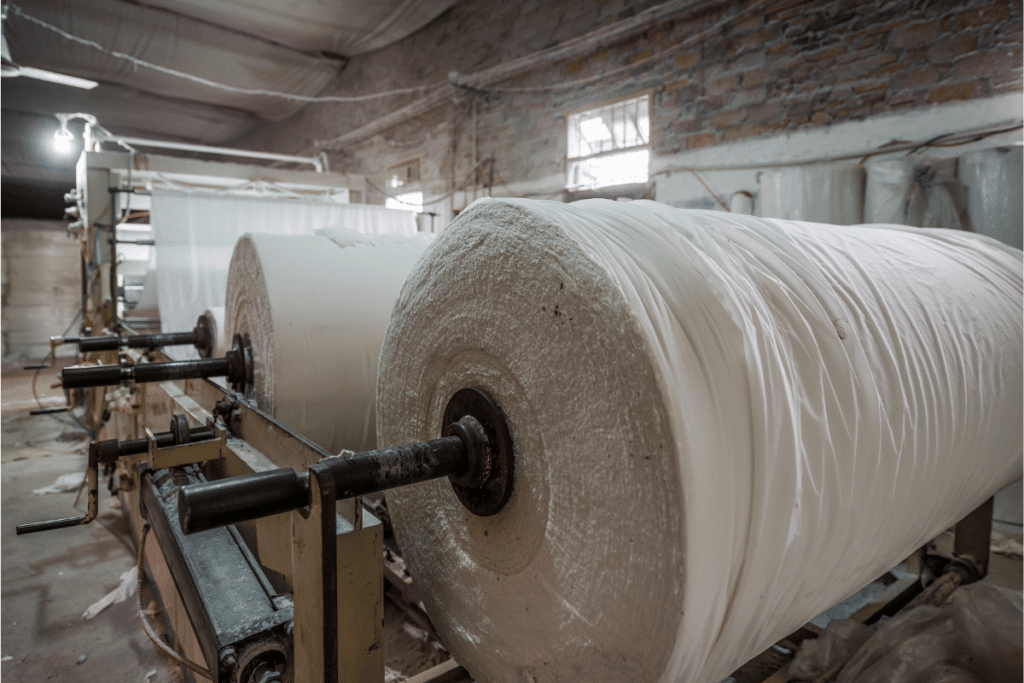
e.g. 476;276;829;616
16;515;88;535
77;337;122;352
29;406;69;415
179;468;309;535
60;364;125;388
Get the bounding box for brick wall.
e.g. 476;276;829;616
236;0;1022;210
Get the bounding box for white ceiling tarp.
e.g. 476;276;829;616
5;0;340;121
139;0;458;55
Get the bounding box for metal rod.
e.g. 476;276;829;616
178;435;468;535
60;357;230;389
77;330;198;352
97;134;324;171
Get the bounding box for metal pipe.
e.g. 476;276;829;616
178;435;468;534
96;134;324;172
77;330;199;352
60;357;230;389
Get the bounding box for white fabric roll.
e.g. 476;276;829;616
225;229;431;456
757;163;865;224
377;198;1023;683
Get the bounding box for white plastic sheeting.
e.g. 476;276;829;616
863;157;966;229
960;146;1024;250
150;192;416;359
757;163;865;224
4;0;338;123
377;198;1023;683
224;229;431;456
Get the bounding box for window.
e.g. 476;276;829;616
567;94;650;190
385;160;423;211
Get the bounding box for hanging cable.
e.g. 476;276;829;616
5;3;442;103
366;156;496;207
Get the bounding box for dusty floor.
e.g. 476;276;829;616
0;367;452;682
1;394;180;682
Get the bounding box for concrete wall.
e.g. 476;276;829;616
1;220;80;362
234;0;1022;229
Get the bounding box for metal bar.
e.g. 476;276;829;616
116;239;156;246
77;330;198;352
953;496;993;577
178;436;467;534
60;357;231;389
98;134;324;171
315;468;339;683
179;468;310;534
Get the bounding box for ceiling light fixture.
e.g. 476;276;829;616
53;112;98;155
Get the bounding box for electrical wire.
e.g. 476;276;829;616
5;3;442;103
365;156;497;207
653;121;1023;176
136;523;214;680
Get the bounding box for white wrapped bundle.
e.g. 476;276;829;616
960;146;1023;250
225;229;431;456
377;198;1023;683
757;163;865;224
864;156;965;228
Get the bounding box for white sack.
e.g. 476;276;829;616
864;156;966;228
225;230;431;456
150;192;416;359
757;163;865;224
960;146;1024;250
377;198;1023;683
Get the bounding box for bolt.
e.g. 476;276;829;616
219;647;237;669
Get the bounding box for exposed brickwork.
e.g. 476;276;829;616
237;0;1023;205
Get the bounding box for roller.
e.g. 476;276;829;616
224;229;431;457
376;198;1023;683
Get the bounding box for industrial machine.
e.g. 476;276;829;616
15;126;1003;683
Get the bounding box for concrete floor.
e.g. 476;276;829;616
1;371;180;682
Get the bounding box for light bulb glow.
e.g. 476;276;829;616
53;127;74;154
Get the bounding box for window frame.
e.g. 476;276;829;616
564;91;653;191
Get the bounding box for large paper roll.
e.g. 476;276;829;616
377;199;1023;683
225;229;431;457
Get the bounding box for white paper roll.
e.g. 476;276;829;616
225;229;431;457
377;198;1023;683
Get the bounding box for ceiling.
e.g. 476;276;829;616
2;0;457;217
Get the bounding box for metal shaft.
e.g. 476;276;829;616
179;387;515;533
60;357;230;389
77;330;199;352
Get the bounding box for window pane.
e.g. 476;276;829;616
385;191;423;211
568;149;649;190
